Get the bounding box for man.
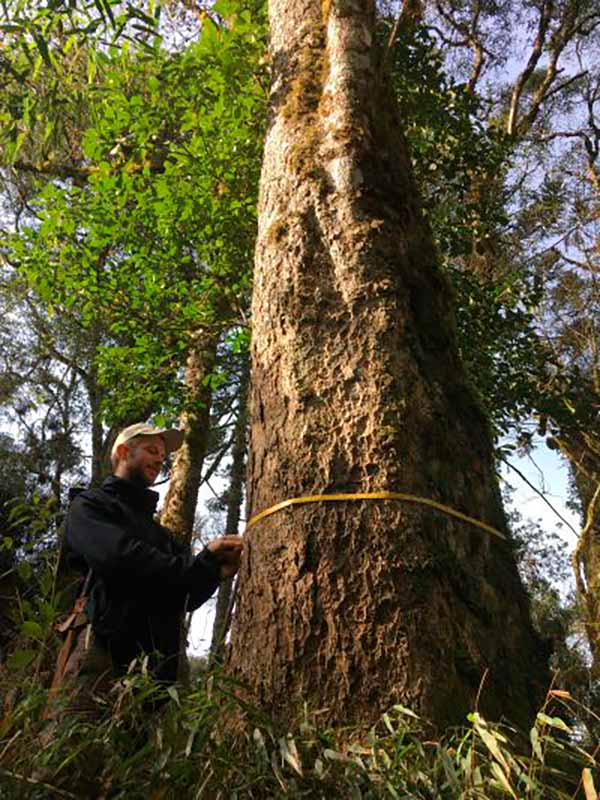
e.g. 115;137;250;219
62;422;243;700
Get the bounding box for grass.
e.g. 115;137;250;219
0;667;598;799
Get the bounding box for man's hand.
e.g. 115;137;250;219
206;535;244;579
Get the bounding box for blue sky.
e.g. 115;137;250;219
501;444;580;547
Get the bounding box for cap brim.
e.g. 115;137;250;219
157;428;184;454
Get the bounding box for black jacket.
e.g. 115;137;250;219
65;475;221;683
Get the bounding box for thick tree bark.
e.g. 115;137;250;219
160;335;217;544
228;0;546;728
209;360;249;661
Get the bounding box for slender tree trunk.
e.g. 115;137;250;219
160;334;218;682
562;435;600;673
228;0;546;729
578;478;600;674
89;390;105;487
209;359;249;661
161;335;218;544
79;357;106;487
50;465;63;509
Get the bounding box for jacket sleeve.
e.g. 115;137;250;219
186;548;222;611
66;493;220;604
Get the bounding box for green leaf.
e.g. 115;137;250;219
393;703;419;719
43;119;55;144
530;726;543;762
385;781;401;800
17;561;32;581
12;131;26;161
490;761;517;798
87;54;97;84
472;713;510;772
39;570;54;596
8;649;37;670
536;712;571;732
32;32;53;69
382;713;395;734
39;601;57;624
167;685;180;706
21;620;44;640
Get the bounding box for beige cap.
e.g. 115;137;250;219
111;423;184;459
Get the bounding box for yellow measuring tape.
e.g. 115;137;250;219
247;491;506;540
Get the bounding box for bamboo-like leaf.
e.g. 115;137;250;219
473;714;510;774
279;735;303;777
490;761;518;798
536;712;571;732
583;769;599;800
393;703;419;719
530;726;543;762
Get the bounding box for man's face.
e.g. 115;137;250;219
121;435;166;488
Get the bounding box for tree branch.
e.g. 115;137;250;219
507;0;554;137
502;457;579;537
10;159;92;184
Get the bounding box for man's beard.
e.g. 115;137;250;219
125;461;154;488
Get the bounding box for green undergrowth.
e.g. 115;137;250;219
0;669;598;799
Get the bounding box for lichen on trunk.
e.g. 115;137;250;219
161;335;217;544
160;334;217;683
564;434;600;675
228;0;547;729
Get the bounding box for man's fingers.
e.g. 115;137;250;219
207;534;244;553
217;535;244;548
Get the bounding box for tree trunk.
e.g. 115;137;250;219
160;335;217;544
228;0;546;729
160;335;217;683
562;434;600;674
79;356;106;488
209;359;249;661
89;390;105;487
